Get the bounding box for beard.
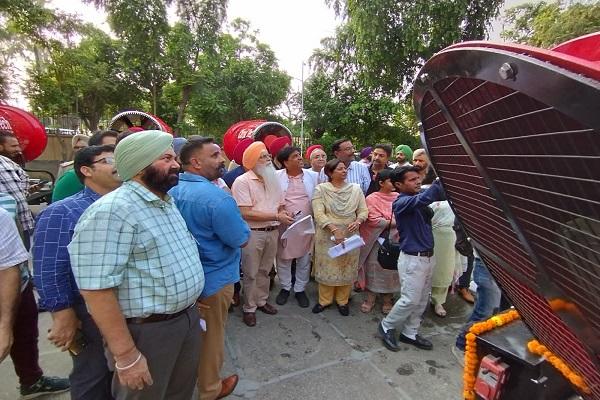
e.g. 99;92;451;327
141;164;180;194
255;162;281;199
4;152;25;167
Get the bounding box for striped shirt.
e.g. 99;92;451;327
346;161;371;194
0;192;17;219
68;181;205;318
32;187;101;312
0;156;34;231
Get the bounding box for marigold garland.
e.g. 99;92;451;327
461;308;590;399
463;310;520;400
527;339;591;394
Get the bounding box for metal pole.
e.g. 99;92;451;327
300;61;305;153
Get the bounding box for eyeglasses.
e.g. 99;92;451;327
92;156;115;165
258;153;272;160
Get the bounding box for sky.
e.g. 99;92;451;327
11;0;527;108
47;0;341;90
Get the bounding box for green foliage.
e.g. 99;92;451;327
184;21;291;138
303;0;501;151
25;27;141;130
0;0;81;99
501;1;600;48
324;0;503;96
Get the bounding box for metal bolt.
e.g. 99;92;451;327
499;63;517;80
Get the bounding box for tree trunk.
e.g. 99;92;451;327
174;85;193;136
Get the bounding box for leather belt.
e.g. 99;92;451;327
403;250;434;257
126;307;190;324
251;226;277;231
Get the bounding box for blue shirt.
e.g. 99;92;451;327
223;165;245;188
393;180;445;253
169;172;250;298
32;187;101;312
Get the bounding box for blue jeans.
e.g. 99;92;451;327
455;258;502;351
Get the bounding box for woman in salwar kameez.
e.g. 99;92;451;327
311;159;368;316
358;170;400;314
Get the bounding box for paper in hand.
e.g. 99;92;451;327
327;234;365;258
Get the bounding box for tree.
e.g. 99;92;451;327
183;19;290;137
323;0;504;96
302;0;503;149
166;0;228;134
501;1;600;48
25;27;140;131
0;0;80;99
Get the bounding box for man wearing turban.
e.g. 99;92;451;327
231;142;294;327
69;130;205;399
390;144;413;169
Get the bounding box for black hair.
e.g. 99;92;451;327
276;146;301;166
323;158;343;179
0;130;16;145
331;138;351;153
373;143;393;157
88;130;118;146
376;169;394;184
179;137;214;165
391;165;420;184
74;145;115;184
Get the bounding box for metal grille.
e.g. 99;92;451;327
418;71;600;399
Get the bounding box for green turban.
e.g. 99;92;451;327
395;144;413;162
115;130;173;181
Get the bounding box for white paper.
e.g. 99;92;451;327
327;234;365;258
281;215;315;240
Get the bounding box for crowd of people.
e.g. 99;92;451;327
0;128;504;399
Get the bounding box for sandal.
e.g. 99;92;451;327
381;295;394;315
360;292;376;313
433;303;447;318
360;299;375;313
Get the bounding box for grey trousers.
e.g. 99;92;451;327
382;252;435;338
70;302;113;400
112;306;201;400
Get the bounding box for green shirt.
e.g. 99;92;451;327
68;180;205;318
52;169;84;202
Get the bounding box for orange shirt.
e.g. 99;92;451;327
232;170;283;229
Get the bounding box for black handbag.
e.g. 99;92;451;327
377;218;401;270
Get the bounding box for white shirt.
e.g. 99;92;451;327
346;161;371;194
0;208;28;270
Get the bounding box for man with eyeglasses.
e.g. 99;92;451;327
331;138;371;194
32;145;121;399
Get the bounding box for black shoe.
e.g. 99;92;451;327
20;376;70;399
337;304;349;316
398;333;433;350
295;291;309;308
378;321;400;352
312;303;328;314
276;289;290;305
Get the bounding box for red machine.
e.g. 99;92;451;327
222;120;292;160
474;355;510;400
108;110;173;134
0;104;47;162
414;32;600;399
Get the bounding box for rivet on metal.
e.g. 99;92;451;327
499;63;517;80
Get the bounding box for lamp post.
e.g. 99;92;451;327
300;61;305;153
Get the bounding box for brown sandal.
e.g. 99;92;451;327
381;294;394;314
360;292;376;313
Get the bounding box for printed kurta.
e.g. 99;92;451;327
358;191;401;293
312;182;368;286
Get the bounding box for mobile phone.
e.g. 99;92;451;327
68;329;87;356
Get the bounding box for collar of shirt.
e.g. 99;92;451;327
126;180;173;207
246;170;261;181
179;171;210;184
81;186;102;202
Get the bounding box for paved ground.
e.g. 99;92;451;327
0;281;472;400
